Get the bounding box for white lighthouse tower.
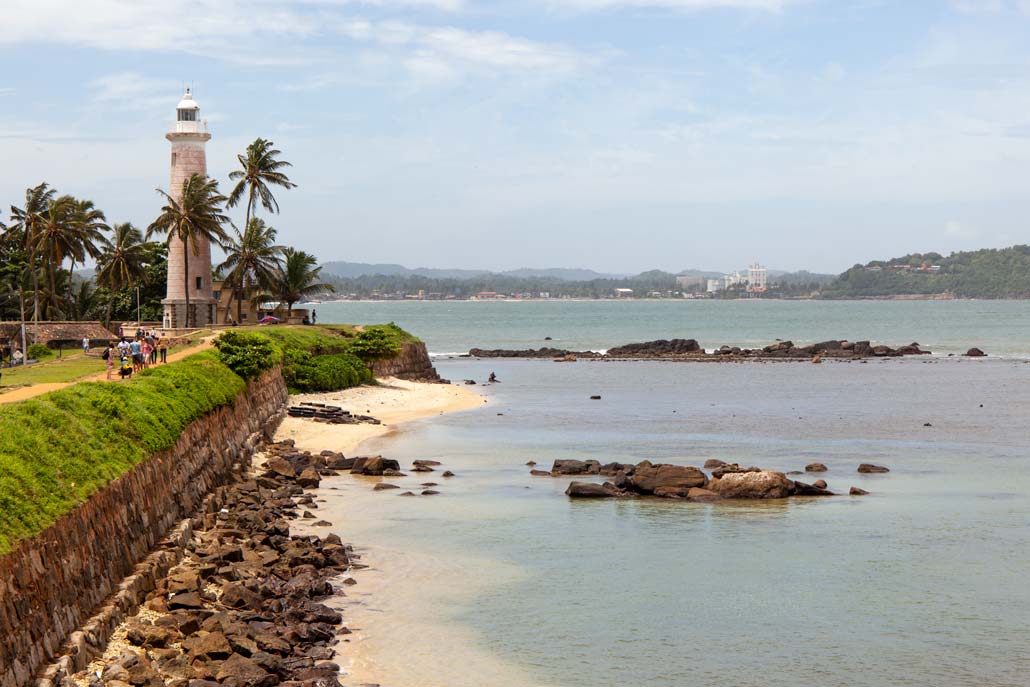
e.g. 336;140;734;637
161;88;216;328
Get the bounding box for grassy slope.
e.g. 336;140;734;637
0;323;419;554
0;351;244;554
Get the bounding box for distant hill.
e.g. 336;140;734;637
320;261;625;282
821;245;1030;298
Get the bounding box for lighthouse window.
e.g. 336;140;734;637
196;276;203;291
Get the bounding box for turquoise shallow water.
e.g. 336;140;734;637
311;299;1030;358
307;302;1030;686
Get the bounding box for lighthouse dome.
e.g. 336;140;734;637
176;89;199;111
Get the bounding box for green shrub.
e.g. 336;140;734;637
27;343;52;360
214;330;281;379
349;324;403;361
283;350;372;393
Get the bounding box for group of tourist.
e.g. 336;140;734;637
103;329;168;381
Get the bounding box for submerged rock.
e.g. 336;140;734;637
857;463;890;473
805;462;828;472
850;486;870;495
565;481;622;498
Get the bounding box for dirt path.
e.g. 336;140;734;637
0;334;219;406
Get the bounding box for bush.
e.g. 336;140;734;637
214;331;281;380
283;350;372;393
349;325;403;361
27;343;52;360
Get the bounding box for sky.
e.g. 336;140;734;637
1;0;1028;275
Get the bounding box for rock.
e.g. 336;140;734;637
220;582;263;611
442;471;455;477
421;489;440;495
791;480;834;496
373;483;400;491
850;486;870;495
525;461;537;466
263;456;296;479
530;469;552;476
805;462;828;472
653;486;691;498
703;459;727;469
215;654;276;687
813;479;827;489
412;465;435;473
313;520;332;527
421;482;438;487
964;347;987;357
297;468;321;488
708;471;792;499
125;621;179;649
167;592;205;610
606;339;702;357
350;456;401;475
590;395;602;400
551;459;601;475
565;481;619;498
686;487;721;502
710;463;761;479
414;459;442;466
629;461;707;494
382;469;407;477
399;491;416;496
464;379;477;385
181;631;232;660
857;463;889;473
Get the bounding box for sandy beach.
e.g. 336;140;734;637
274;376;486;458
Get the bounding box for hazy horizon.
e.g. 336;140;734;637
2;1;1028;274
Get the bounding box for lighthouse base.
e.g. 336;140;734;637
162;298;217;330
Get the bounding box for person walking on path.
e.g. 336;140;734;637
103;342;115;380
158;337;168;364
130;337;143;373
82;337;90;355
141;338;152;370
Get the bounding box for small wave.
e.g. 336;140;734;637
430;351;467;358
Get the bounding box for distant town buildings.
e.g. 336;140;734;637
614;288;634;298
675;275;704;289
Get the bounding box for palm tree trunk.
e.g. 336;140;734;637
19;287;28;366
49;259;59;319
237;274;245;324
105;297;114;329
67;259;76;319
223;287;235;324
31;263;39;339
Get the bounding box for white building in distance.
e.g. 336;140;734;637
747;263;768;292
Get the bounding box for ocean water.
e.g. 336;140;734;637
305;302;1030;687
311;299;1030;358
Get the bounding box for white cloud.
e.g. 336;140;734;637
88;72;179;109
951;0;1030;14
550;0;788;10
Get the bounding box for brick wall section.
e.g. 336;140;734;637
0;368;288;687
371;341;441;381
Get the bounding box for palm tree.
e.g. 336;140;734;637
227;138;297;238
95;223;148;326
31;194;79;318
66;198;109;313
147;174;231;328
217;217;283;324
269;248;333;318
9;182;57;331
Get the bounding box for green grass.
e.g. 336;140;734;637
0;351;106;388
0;351;245;554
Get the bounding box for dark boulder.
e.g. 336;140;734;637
565;481;621;498
791;480;835;496
551;459;601;475
964;347;987;357
629;461;707;494
850;486;870;495
857;463;889;473
606;339;702;357
805;462;828;472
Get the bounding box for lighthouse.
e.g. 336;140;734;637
161;88;216;329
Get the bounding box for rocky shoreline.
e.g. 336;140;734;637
56;440;363;687
469;338;991;361
531;458;889;500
